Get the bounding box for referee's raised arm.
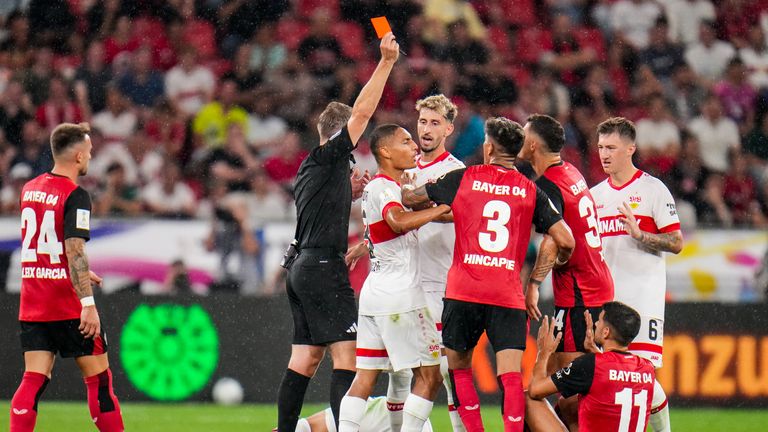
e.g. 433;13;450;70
276;32;400;432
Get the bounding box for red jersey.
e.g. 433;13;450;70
19;173;92;321
536;162;614;307
552;351;655;432
426;165;562;309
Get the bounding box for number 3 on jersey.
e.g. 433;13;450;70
479;200;511;252
578;196;602;249
21;207;64;264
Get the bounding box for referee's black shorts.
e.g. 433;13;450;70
441;298;528;353
286;250;357;346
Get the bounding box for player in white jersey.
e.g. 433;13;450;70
339;124;451;432
590;117;682;432
287;396;434;432
404;94;466;431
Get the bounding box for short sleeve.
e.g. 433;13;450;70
535;176;564;215
310;126;355;165
551;353;595;398
653;182;681;233
532;187;563;234
379;184;404;220
63;187;92;240
425;168;466;206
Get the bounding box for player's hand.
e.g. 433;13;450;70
536;316;562;356
526;283;542;321
345;241;368;270
617;202;643;240
351;168;371;200
380;32;400;63
400;171;416;187
583;310;600;354
89;271;103;287
79;305;101;339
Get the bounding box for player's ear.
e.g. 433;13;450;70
445;122;455;137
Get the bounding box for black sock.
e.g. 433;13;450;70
330;369;356;429
277;368;311;431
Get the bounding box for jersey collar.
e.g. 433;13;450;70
373;173;400;185
608;169;643;191
416;151;450;169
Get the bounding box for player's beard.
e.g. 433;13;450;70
78;165;88;176
419;136;443;155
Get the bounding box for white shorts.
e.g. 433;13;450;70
356;307;441;372
628;315;664;368
424;290;445;338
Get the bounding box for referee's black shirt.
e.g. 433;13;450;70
293;126;355;253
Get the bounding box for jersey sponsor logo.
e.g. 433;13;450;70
608;369;654;384
345;323;358;334
76;209;90;230
471;180;527;198
569;179;588;196
463;253;515;270
22;266;68;280
21;190;60;206
666;202;677;216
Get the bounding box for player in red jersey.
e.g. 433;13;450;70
10;123;124;432
517;114;615;428
527;302;655;432
402;117;575;432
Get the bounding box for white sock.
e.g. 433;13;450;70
388;370;412;432
295;418;311;432
441;356;466;432
650;379;671;432
338;395;367;432
402;393;434;432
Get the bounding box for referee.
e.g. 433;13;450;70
277;33;401;432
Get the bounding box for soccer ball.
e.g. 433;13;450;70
212;377;244;405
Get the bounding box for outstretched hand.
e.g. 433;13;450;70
617;202;642;240
351;168;371;200
536;315;562;357
583;310;600;354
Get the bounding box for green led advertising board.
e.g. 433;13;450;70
120;304;219;401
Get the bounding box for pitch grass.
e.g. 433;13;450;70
1;401;767;431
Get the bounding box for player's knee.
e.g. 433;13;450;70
288;351;324;376
416;365;443;391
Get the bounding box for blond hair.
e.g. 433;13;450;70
415;94;458;123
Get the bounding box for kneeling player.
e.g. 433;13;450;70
527;302;655;432
339;125;450;432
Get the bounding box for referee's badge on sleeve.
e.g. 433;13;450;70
76;209;90;230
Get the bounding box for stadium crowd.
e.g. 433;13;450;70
0;0;767;292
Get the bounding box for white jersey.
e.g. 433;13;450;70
322;397;434;432
590;170;680;318
406;152;465;290
360;175;425;316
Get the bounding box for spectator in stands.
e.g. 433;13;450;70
142;160;197;219
223;43;262;95
700;173;734;226
27;0;75;49
666;63;708;123
740;25;768;90
0;79;34;147
246;88;288;152
298;8;343;80
21;46;54;106
542;14;597;88
422;0;486;41
724;151;766;227
530;66;571;123
0;129;14;182
0;161;30;215
262;130;308;187
118;46;165;109
1;12;32;70
688;95;741;173
744;114;768;181
610;0;662;49
91;85;138;147
669;131;711;221
714;58;758;128
145;99;187;162
93;162;142;217
165;46;216;117
11;120;50;176
665;0;716;46
685;20;736;82
249;23;287;75
244;169;293;226
193;78;249;149
444;20;488;77
74;39;112;114
639;18;685;84
84;0;122;40
104;14;140;64
268;53;315;126
204;123;260;192
327;59;362;105
636;94;681;176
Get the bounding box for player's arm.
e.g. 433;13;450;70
617;202;683;254
530;187;574;282
63;188;101;339
385;204;451;234
529;315;562;399
402;168;466;209
346;33;399;145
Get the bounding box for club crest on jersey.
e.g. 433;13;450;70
629;194;642;209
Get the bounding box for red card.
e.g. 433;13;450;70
371;16;392;39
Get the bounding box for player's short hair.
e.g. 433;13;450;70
526;114;565;153
601;301;641;347
369;124;402;163
50;122;90;156
318;101;352;141
485;117;524;156
597;117;636;143
415;94;458;123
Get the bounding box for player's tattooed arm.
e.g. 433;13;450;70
637;230;684;254
401;184;433;210
526;235;558;321
65;237;94;299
